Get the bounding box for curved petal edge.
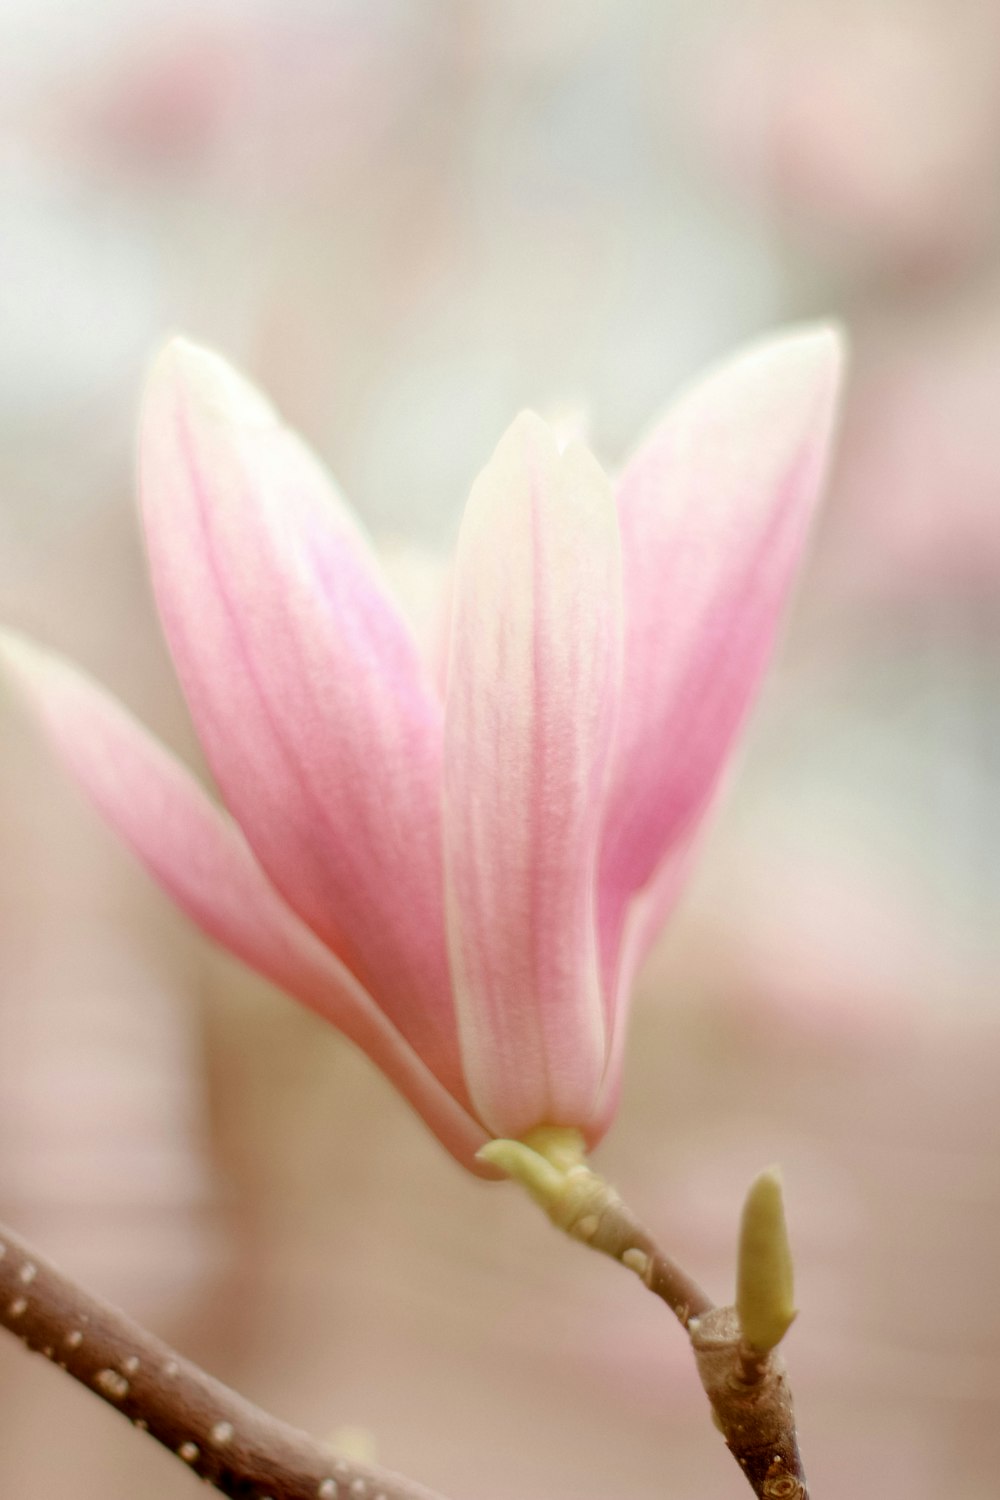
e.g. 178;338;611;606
0;631;489;1171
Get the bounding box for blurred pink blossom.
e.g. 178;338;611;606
41;8;437;197
1;328;842;1169
696;0;1000;283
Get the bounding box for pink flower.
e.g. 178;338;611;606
1;329;843;1171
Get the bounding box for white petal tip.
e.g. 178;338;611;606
749;322;848;396
0;630;87;746
497;408;559;457
787;319;846;366
0;627;48;686
491;409;611;493
150;337;279;431
668;322;847;452
543;402;590;454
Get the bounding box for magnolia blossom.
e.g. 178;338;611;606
1;330;842;1171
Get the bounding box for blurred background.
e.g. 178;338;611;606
1;1;999;1496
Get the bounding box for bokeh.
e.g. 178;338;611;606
1;2;999;1497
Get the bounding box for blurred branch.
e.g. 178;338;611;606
0;1218;451;1500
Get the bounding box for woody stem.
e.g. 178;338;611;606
0;1217;451;1500
569;1187;809;1500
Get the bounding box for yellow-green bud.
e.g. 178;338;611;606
736;1166;797;1354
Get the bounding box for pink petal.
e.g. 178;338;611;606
599;326;845;996
444;413;623;1139
0;633;489;1170
141;341;463;1102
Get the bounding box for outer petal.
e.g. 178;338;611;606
599;327;844;995
444;414;623;1139
140;341;462;1099
0;634;489;1170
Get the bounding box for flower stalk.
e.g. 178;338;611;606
486;1140;809;1500
479;1130;713;1328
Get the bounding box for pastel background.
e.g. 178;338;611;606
1;2;999;1497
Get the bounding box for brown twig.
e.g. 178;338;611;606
555;1173;714;1328
571;1190;809;1500
0;1191;809;1500
689;1308;807;1500
0;1217;452;1500
481;1131;810;1498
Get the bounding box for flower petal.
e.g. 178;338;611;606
0;633;489;1169
444;413;623;1139
599;326;845;991
140;340;463;1100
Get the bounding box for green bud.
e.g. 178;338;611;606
736;1166;797;1354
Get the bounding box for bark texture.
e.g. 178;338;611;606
0;1218;450;1500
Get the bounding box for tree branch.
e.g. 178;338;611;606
575;1190;809;1500
0;1217;452;1500
0;1185;810;1500
480;1134;810;1500
557;1176;714;1329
